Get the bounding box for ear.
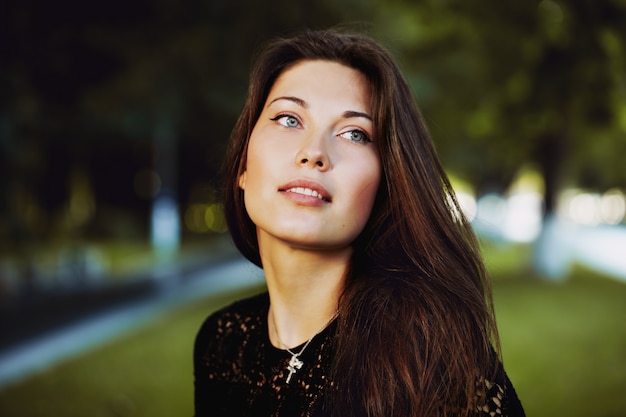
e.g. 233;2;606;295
238;171;247;190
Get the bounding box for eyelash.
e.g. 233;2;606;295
339;129;372;144
270;114;301;128
270;114;372;144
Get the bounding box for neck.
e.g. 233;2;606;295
259;235;350;349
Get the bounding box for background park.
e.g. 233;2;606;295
1;0;626;416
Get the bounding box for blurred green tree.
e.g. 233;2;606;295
3;0;625;248
1;0;372;243
368;0;626;277
371;0;626;214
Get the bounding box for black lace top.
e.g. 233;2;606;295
194;292;525;417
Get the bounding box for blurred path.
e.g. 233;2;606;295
534;217;626;281
572;224;626;281
2;221;624;389
0;257;265;389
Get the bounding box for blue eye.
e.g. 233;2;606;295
271;115;301;128
340;129;371;144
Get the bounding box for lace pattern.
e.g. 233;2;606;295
194;293;524;417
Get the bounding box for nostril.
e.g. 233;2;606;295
316;161;324;167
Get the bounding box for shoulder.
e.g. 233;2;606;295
196;292;269;337
194;292;269;351
475;361;526;417
210;291;269;320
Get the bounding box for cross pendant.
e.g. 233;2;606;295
285;355;304;383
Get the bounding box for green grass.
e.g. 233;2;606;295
496;273;626;417
482;241;626;417
1;243;626;417
0;283;266;417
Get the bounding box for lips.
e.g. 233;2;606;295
285;186;328;201
278;179;332;202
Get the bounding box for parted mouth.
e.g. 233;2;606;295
279;179;332;202
284;187;330;202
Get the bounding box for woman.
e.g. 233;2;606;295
194;29;525;417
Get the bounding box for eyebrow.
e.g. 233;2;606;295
268;96;308;108
268;96;372;121
342;110;372;121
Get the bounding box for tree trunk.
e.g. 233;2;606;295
532;131;570;279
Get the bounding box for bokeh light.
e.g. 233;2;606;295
559;188;625;226
184;203;227;234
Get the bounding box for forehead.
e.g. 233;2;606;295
267;60;371;111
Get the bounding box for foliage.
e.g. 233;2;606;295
3;0;626;244
370;0;626;207
2;0;372;242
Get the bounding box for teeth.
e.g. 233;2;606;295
286;187;325;200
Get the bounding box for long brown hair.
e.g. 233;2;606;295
223;29;499;417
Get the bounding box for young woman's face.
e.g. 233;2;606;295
239;60;381;252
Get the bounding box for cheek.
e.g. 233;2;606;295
241;139;263;189
356;180;380;220
240;145;274;221
349;161;382;221
245;130;277;175
363;155;382;200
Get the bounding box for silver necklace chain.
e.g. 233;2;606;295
270;309;338;384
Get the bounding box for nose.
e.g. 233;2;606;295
295;133;330;171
